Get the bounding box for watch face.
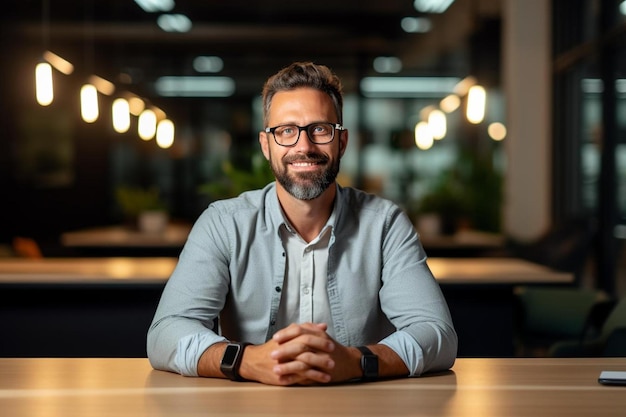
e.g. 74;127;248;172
222;344;240;365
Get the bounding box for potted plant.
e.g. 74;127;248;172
115;186;169;233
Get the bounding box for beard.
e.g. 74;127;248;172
270;152;340;200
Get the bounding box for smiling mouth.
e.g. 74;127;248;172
291;161;320;167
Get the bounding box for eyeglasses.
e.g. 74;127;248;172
264;122;345;147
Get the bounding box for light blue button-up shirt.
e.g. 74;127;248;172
147;182;457;377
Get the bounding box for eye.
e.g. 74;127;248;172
311;124;331;135
275;125;297;137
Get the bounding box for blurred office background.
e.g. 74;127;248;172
0;0;625;300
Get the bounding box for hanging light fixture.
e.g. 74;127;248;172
35;0;53;106
414;121;434;150
428;109;447;140
35;61;54;106
156;119;175;148
138;108;157;140
466;85;486;124
43;51;74;75
80;83;99;123
112;98;131;133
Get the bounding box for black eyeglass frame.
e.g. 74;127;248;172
264;122;345;147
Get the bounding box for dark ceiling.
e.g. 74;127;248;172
4;0;502;98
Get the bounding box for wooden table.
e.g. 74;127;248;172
428;257;572;357
421;230;506;257
0;256;570;286
428;257;572;285
0;257;571;358
60;223;191;256
1;358;624;417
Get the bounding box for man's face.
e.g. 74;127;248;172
259;88;347;200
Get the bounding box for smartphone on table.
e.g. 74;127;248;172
598;371;626;386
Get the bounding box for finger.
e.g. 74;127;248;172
272;322;327;343
295;351;335;372
273;361;332;384
270;337;334;361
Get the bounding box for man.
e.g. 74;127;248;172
147;62;457;385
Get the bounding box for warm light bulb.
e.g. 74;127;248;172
80;84;99;123
466;85;486;124
156;119;175;148
43;51;74;75
35;62;54;106
138;109;157;140
128;96;145;116
414;121;433;150
428;109;447;140
488;122;507;141
112;98;130;133
440;94;461;113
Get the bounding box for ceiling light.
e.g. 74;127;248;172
428;109;447;140
401;17;432;33
193;56;224;73
415;122;434;150
138;109;157;140
360;77;460;98
112;98;131;133
127;95;145;116
88;75;115;96
440;94;461;113
466;85;486;124
155;76;236;97
414;0;455;14
453;76;477;96
373;57;403;74
35;62;54;106
134;0;175;13
157;14;192;33
156;119;175;149
488;122;507;141
43;51;74;75
80;84;99;123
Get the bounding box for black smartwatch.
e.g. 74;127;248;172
220;342;250;381
357;346;379;381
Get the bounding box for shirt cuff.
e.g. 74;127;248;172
174;332;227;376
379;331;425;376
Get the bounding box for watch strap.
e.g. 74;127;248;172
357;345;379;381
220;342;251;381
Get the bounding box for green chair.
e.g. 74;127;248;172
549;298;626;357
515;287;607;356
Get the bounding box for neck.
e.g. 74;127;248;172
276;183;336;243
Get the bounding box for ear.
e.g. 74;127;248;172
259;131;270;161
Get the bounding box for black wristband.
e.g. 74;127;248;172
357;346;379;381
220;342;251;381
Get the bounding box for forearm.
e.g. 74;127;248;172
197;342;229;378
366;344;410;379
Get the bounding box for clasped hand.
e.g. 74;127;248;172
241;322;358;386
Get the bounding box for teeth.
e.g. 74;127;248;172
292;162;315;167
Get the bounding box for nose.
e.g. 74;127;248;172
293;127;316;151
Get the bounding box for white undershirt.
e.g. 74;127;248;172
275;220;334;338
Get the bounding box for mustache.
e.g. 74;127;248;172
283;153;329;164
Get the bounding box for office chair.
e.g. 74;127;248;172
549;297;626;357
511;216;600;356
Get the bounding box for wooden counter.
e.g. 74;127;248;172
1;357;624;417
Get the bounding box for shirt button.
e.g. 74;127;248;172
275;286;281;292
303;288;310;295
270;320;276;325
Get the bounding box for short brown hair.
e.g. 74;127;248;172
261;62;344;126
